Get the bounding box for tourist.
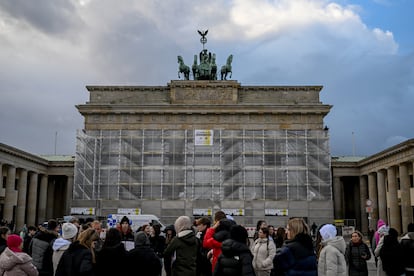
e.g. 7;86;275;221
400;222;414;276
379;228;405;276
163;216;198;275
213;224;255;276
29;218;59;276
273;217;317;276
374;224;389;276
251;226;276;276
0;234;38;275
128;231;161;276
96;228;128;274
317;224;347;276
0;226;11;255
52;222;78;275
345;230;371;276
203;210;227;272
163;224;176;276
195;216;212;276
55;228;99;276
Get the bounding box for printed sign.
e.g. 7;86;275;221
70;207;95;215
193;209;212;216
264;209;288;216
222;209;245;216
117;208;141;215
195;130;213;145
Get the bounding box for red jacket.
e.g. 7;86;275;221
203;227;222;272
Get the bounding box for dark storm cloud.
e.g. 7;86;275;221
0;0;80;34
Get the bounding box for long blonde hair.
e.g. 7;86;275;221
287;218;309;239
77;228;100;263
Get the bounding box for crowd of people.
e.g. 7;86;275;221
0;213;413;276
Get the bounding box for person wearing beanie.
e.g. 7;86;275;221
0;234;39;275
163;224;177;276
116;216;134;246
164;216;198;276
346;230;371;276
127;231;161;276
214;225;255;276
317;224;347;276
52;223;78;275
374;225;391;276
29;218;59;276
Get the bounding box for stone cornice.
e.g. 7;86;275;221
76;104;332;115
0;143;48;166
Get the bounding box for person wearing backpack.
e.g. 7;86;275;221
214;225;256;276
29;219;59;276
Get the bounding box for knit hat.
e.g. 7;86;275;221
174;216;192;233
120;216;130;225
7;234;23;253
62;222;78;239
230;225;248;243
134;231;150;247
377;225;389;236
319;224;337;240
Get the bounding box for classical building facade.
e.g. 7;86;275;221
332;139;414;234
1;84;413;231
72;81;333;226
0;143;73;231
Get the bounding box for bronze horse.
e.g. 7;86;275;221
177;55;190;80
220;54;233;80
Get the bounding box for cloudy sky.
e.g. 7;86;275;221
0;0;413;157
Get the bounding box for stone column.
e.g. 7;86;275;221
367;172;378;228
46;178;55;219
399;162;412;232
37;174;48;224
377;170;387;222
16;169;28;232
359;175;369;234
387;166;401;233
65;175;74;215
4;165;16;225
333;176;343;218
27;172;38;226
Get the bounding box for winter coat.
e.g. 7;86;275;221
196;229;212;276
52;238;71;275
203;227;229;272
345;240;371;276
127;242;161;276
317;236;347;276
55;241;95;276
164;229;198;276
28;229;57;276
400;231;414;275
374;236;386;276
96;242;129;275
0;247;39;276
251;238;276;273
379;233;405;276
273;233;317;276
213;238;256;276
374;219;386;246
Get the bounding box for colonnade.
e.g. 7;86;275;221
333;156;414;235
0;145;73;232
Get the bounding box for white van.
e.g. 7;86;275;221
107;214;165;232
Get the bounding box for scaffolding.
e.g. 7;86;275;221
74;129;332;202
